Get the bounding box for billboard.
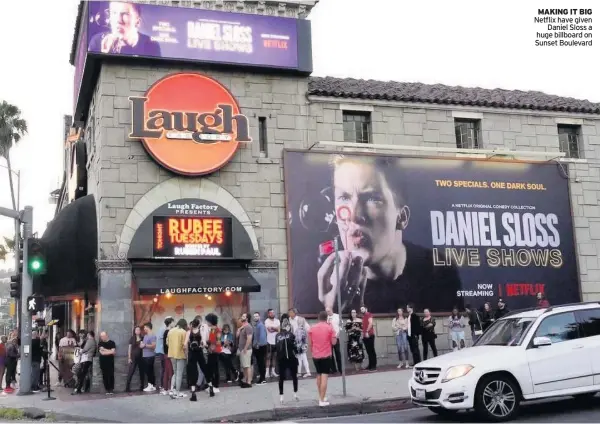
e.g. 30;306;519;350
73;17;87;113
87;1;301;70
284;151;580;315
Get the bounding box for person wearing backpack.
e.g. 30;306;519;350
275;317;299;404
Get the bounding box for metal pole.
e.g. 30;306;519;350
18;205;33;395
334;238;347;397
14;219;20;331
16;170;20;211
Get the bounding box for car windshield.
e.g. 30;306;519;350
474;317;536;347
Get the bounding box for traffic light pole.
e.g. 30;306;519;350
18;206;34;395
14;219;20;331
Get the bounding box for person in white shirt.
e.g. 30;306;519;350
264;309;281;378
325;307;342;373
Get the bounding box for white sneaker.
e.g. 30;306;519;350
280;395;284;404
303;373;311;378
266;370;271;378
213;388;220;393
397;364;403;369
319;401;330;407
323;397;328;402
271;371;279;377
294;393;299;401
143;384;154;392
178;393;187;398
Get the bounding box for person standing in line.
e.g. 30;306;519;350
345;310;365;372
205;313;222;396
448;308;466;351
536;292;550;308
360;306;377;371
308;311;337;407
237;313;254;388
219;324;237;383
3;336;18;394
481;302;495;331
72;331;96;395
275;317;299;404
31;331;43;392
160;319;175;395
98;331;116;395
421;309;438;359
167;319;188;399
288;308;311;377
465;304;483;344
125;326;144;392
193;315;208;391
325;307;342;374
141;322;157;392
185;319;206;401
392;308;410;369
264;309;280;379
252;312;268;384
406;304;421;366
494;298;510;320
155;316;174;393
0;335;6;391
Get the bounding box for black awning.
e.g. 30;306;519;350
40;194;98;297
132;266;261;295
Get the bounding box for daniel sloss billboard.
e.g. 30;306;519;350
284;151;580;315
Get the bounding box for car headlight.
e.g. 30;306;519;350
442;365;474;383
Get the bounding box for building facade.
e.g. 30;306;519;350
45;0;600;388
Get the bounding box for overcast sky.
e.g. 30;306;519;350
0;0;598;269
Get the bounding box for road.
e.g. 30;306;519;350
301;396;600;423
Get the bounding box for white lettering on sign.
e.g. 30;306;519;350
174;244;222;256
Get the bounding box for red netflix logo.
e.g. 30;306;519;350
499;283;546;297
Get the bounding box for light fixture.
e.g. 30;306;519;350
225;291;232;297
165;292;172;299
153;297;158;303
207;296;212;300
74;299;79;303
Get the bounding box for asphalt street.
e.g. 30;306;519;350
301;396;600;423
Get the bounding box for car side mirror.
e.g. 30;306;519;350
533;336;552;347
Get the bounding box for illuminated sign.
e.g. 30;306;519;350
153;216;233;259
129;73;252;176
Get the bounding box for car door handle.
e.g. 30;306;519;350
573;345;584;349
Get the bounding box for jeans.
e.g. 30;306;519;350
363;336;377;370
163;356;173;390
75;362;92;392
5;358;17;388
253;345;267;381
451;331;466;350
297;352;310;374
158;354;166;388
142;356;155;387
170;358;186;392
31;362;41;390
408;335;421;365
395;332;409;362
126;356;145;391
0;364;4;389
422;338;438;360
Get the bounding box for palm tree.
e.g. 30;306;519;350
0;236;15;262
0;101;28;211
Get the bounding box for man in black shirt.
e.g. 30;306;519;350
89;2;161;57
317;155;462;314
98;331;116;395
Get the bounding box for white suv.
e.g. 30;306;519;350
408;301;600;422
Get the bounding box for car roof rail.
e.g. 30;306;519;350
544;301;600;313
502;307;539;318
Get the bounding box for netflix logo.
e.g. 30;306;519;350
499;283;546;297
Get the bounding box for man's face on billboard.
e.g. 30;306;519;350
334;160;399;265
109;2;140;39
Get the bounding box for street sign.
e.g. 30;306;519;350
26;295;44;315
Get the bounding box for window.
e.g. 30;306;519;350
557;125;581;159
343;111;371;143
454;119;481;149
534;312;580;344
475;317;535;347
258;117;268;156
577;308;600;338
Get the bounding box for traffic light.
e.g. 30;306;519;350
27;238;47;275
10;238;23;298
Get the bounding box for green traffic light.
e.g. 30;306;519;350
30;259;43;272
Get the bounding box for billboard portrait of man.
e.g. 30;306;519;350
88;2;161;57
287;153;462;315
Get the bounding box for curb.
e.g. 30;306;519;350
209;397;415;422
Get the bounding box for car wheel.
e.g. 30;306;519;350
573;392;597;401
428;407;458;417
474;375;521;422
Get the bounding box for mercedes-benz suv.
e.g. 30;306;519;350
408;301;600;422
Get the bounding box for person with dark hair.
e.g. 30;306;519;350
219;324;237;383
465;304;483;344
536;292;550;308
360;305;377;371
125;326;144;392
406;304;421;366
317;155;462;314
167;319;188;398
31;331;43;392
205;313;222;396
264;309;281;379
345;309;364;371
421;308;438;359
141;322;157;392
448;307;466;351
185;319;207;401
495;298;510;320
237;313;254;388
72;331;96;395
156;316;174;393
3;336;18;394
275;317;299;404
160;318;175;395
89;1;161;56
308;311;336;407
481;302;495;331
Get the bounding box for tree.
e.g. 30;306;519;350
0;236;15;262
0;100;28;211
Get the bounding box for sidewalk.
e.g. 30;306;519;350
0;367;413;423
